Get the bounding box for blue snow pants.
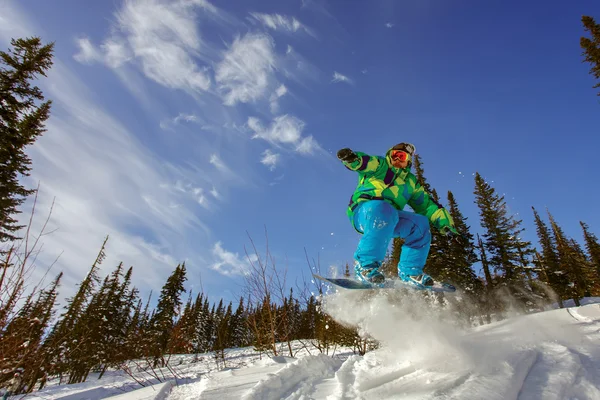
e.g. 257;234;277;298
352;200;431;276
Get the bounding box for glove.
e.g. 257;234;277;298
337;148;359;163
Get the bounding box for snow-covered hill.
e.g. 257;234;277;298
22;292;600;399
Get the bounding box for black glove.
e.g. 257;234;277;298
337;148;358;163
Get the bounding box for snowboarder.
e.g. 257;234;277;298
337;143;458;288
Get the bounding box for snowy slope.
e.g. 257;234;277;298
22;292;600;400
170;291;600;400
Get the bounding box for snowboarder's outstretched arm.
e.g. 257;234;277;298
408;180;457;235
337;148;382;175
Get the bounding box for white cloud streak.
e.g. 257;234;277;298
159;113;200;130
249;115;304;144
260;149;280;170
73;37;101;64
73;0;214;93
210;241;249;276
215;33;276;106
269;84;288;114
249;12;316;37
209;154;227;172
332;71;353;84
247;115;323;163
0;1;218;301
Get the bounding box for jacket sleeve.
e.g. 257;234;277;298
340;151;382;175
408;178;455;231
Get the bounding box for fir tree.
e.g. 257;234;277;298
169;292;198;355
43;237;106;380
409;155;445;279
473;173;533;285
443;191;482;294
196;296;214;353
228;297;248;348
213;301;232;365
548;212;587;306
532;208;568;307
124;291;150;361
581;16;600;96
581;222;600;277
476;234;493;288
0;37;54;241
412;154;433;194
569;238;600;297
149;263;187;366
0;272;61;393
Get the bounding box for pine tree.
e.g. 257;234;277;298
196;296;214;353
444;191;482;294
169;292;198;355
149;263;187;366
43;237;106;380
124;291;150;361
213;301;232;366
409;155;445;279
532;208;568;306
581;222;600;277
228;297;248;348
67;262;131;384
548;212;587;306
473;173;533;285
474;173;537;314
98;264;136;377
0;272;61;393
581;16;600;96
569;238;600;297
0;37;54;241
476;234;493;288
412;154;433;194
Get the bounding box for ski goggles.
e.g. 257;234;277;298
390;150;410;162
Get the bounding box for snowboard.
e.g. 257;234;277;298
313;274;456;293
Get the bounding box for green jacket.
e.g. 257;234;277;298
342;149;456;233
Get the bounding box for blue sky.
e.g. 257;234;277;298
1;0;599;305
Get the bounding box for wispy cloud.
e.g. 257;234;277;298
73;37;101;64
248;115;304;144
260;149;280;170
159;113;200;130
73;0;214;93
15;63;213;298
173;180;209;208
385;22;394;28
269;84;288;114
210;241;249;276
209;154;227;172
249;12;316;38
0;1;220;301
332;71;353;84
247;115;323;163
215;33;276;106
300;0;333;18
280;45;321;84
296;135;320;154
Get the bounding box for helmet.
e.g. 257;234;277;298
390;142;416;156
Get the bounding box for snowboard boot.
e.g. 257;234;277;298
399;271;434;289
355;261;385;285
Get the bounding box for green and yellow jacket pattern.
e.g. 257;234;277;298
341;149;455;233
